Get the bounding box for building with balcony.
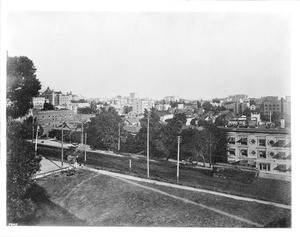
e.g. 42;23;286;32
221;126;291;180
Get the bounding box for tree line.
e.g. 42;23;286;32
80;107;227;164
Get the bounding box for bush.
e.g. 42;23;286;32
213;165;258;183
7;121;42;223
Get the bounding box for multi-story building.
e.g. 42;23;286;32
261;98;281;117
239;101;250;114
32;96;46;109
223;101;239;114
164;95;179;103
42;87;73;106
222;126;291;180
34;110;95;135
227;94;248;103
132;99;154;115
281;97;291;123
130;92;136;100
57;93;72;105
43;87;56;105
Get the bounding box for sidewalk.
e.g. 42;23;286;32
37;157;71;174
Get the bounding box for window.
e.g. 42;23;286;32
259;163;270;171
276;140;286;147
237;137;248;145
274;152;286;159
228;148;236;156
259;139;266;147
258;150;266;158
240;149;248;157
228;137;235;144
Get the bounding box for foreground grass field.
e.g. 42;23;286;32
38;144;291;205
33;169;290;227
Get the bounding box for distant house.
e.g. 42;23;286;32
155;104;164;111
123;117;141;126
160;113;174;123
177;104;185;110
32;96;46;109
124;125;141;135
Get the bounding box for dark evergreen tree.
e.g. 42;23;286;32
7;56;41;118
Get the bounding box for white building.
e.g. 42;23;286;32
223;126;291;180
132;99;154;115
32;96;46;109
160;114;174;123
164;95;179;103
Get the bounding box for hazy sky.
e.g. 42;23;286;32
7;12;291;100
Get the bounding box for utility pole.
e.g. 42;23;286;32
269;110;272;123
177;136;182;183
35;121;39;157
84;132;87;164
81;114;84;145
147;111;150;179
61;122;64;168
32;116;35;143
118;122;121;151
209;132;212;168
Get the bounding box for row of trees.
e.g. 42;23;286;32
83;107;227;164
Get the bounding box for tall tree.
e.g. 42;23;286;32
180;128;209;165
7;56;41;118
136;108;164;157
180;121;227;165
86;107;123;150
42;102;54;111
202;101;213;113
160;113;187;160
242;107;252;118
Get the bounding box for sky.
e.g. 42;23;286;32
7;11;291;100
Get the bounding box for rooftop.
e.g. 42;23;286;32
219;125;291;134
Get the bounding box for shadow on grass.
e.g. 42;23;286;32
265;218;291;228
22;183;88;226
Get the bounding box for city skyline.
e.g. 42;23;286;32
7;12;290;100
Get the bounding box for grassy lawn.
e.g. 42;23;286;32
34;169;290;227
37;145;291;205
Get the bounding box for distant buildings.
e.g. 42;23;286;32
34;110;94;135
164;95;179;103
260;96;291;124
227;94;248;102
132;99;154;115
